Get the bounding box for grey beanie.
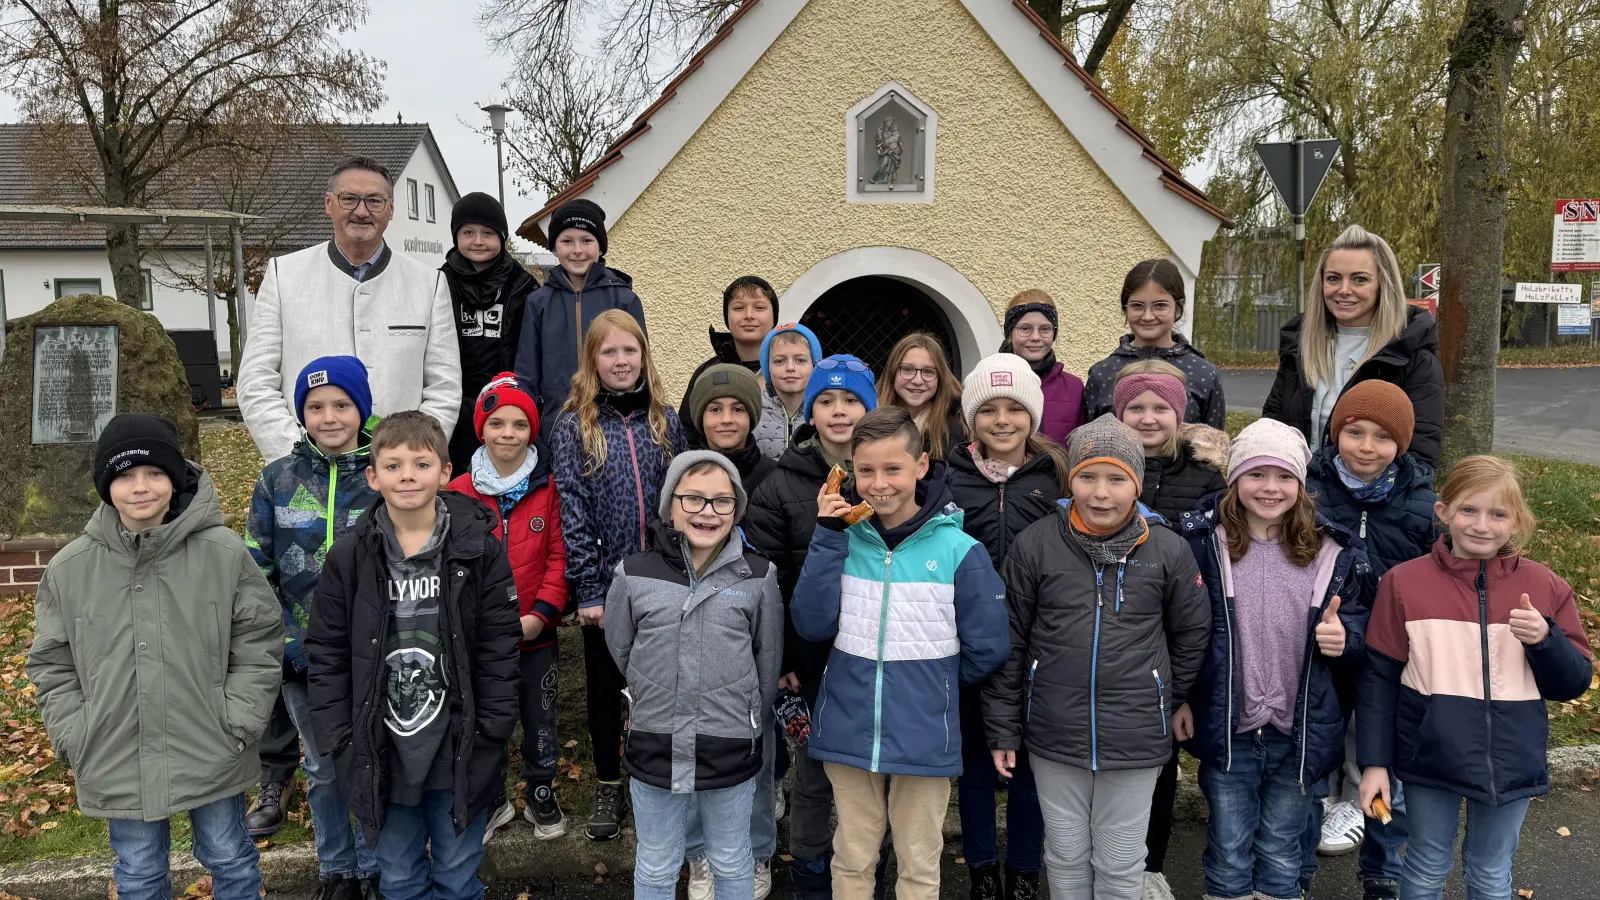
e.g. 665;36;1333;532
1066;413;1147;494
658;450;748;523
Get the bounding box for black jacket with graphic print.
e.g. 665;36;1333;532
307;491;522;842
442;249;537;471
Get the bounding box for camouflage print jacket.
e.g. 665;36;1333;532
246;424;379;673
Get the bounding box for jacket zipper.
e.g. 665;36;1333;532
574;287;584;359
1359;510;1368;539
1025;659;1038;722
326;463;339;553
871;549;894;772
1091;565;1105;771
997;483;1007;560
1477;562;1497;804
816;665;829;729
1213;536;1236;773
623;413;648;552
1154;669;1167;736
943;678;951;753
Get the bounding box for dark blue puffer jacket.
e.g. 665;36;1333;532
514;264;646;425
1305;447;1437;578
1175;493;1375;784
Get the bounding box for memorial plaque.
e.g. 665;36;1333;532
32;325;119;444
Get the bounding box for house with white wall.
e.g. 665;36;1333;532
0;123;462;369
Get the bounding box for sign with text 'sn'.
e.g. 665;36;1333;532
1552;199;1600;272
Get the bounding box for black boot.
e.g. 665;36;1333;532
790;854;832;900
245;780;289;837
968;864;1001;900
1003;868;1038;900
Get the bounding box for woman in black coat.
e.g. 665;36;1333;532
442;192;537;472
1262;225;1445;466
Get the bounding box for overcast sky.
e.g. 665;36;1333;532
0;1;544;250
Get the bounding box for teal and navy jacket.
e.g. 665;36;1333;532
246;425;379;673
791;465;1010;777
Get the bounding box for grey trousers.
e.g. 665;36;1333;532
1032;756;1161;900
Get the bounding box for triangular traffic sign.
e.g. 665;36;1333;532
1419;266;1440;291
1256;139;1342;218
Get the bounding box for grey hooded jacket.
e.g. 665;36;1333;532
605;521;782;792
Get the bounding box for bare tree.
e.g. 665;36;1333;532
1437;0;1529;467
477;55;637;201
0;0;385;308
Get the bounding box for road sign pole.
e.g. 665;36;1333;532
1292;138;1305;312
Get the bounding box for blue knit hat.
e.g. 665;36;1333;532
803;355;877;424
759;322;824;390
294;356;372;425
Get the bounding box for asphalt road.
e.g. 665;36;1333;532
1221;367;1600;464
276;788;1600;900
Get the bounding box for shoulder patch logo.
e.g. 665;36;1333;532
926;560;938;572
307;370;329;388
990;371;1014;387
530;516;546;533
1196;573;1204;588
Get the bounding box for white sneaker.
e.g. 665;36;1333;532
1318;800;1365;855
482;800;517;845
754;858;772;900
687;856;714;900
774;788;787;823
1142;871;1176;900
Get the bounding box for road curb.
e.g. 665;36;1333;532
5;746;1596;899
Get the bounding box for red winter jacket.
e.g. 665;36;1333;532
449;446;568;650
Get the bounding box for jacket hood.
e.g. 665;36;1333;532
1177;423;1230;472
290;416;376;475
1430;535;1524;580
706;327;742;362
545;263;633;295
777;429;832;478
646;519;747;580
851;458;957;544
355;489;497;553
442;248;535;302
84;461;222;556
1307;443;1435;498
1110;332;1204;360
1278;305;1439;364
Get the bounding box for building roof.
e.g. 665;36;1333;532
517;0;1231;246
0;123;457;251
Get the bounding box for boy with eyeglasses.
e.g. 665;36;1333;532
605;451;783;900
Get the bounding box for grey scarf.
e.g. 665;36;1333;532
1064;500;1149;566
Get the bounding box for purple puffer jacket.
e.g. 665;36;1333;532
1038;362;1087;444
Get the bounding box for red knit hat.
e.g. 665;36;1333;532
1330;380;1414;456
473;372;539;441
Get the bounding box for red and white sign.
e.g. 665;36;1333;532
1418;267;1440;292
1552;199;1600;272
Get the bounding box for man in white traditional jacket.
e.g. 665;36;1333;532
236;156;461;461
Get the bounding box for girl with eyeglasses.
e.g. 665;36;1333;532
999;290;1086;444
550;309;685;842
879;332;965;458
1083;260;1227;430
604;450;783;900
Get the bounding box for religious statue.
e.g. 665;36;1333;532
870;116;903;184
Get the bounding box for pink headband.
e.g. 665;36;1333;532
1113;373;1188;423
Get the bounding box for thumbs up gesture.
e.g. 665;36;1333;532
1508;592;1550;645
1315;596;1346;657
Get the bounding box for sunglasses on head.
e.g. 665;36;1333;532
815;357;870;373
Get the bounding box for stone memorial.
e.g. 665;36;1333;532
0;294;200;536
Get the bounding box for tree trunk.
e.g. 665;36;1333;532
225;289;242;375
1436;0;1526;470
1028;0;1063;39
1082;0;1137;76
101;150;146;309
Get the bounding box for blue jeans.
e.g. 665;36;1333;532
957;688;1042;872
107;793;260;900
633;777;757;900
1401;783;1529;900
1198;728;1317;900
687;720;778;862
281;681;380;879
375;789;489;900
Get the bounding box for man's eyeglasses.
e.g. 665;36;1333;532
332;193;391;212
816;357;870;373
673;494;737;515
897;365;939;382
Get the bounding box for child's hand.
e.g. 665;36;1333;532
1315;596;1346;657
1171;703;1195;741
521;615;544;642
1359;766;1391;819
1509;592;1550;645
780;672;801;692
579;606;605;628
815;484;853;520
992;749;1016;778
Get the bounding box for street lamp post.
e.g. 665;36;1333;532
483;104;512;207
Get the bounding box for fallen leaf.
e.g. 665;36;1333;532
254;839;271;850
595;862;609;876
563;739;579;749
38;821;57;831
1557;826;1571;837
1517;889;1535;898
517;893;531;900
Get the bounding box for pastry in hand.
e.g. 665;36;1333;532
840;501;875;526
1371;796;1392;825
825;464;847;496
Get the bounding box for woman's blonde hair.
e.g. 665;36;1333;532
879;332;964;457
1218;480;1323;566
562;310;675;476
1300;225;1410;389
1437;455;1537;555
1114;359;1187;459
